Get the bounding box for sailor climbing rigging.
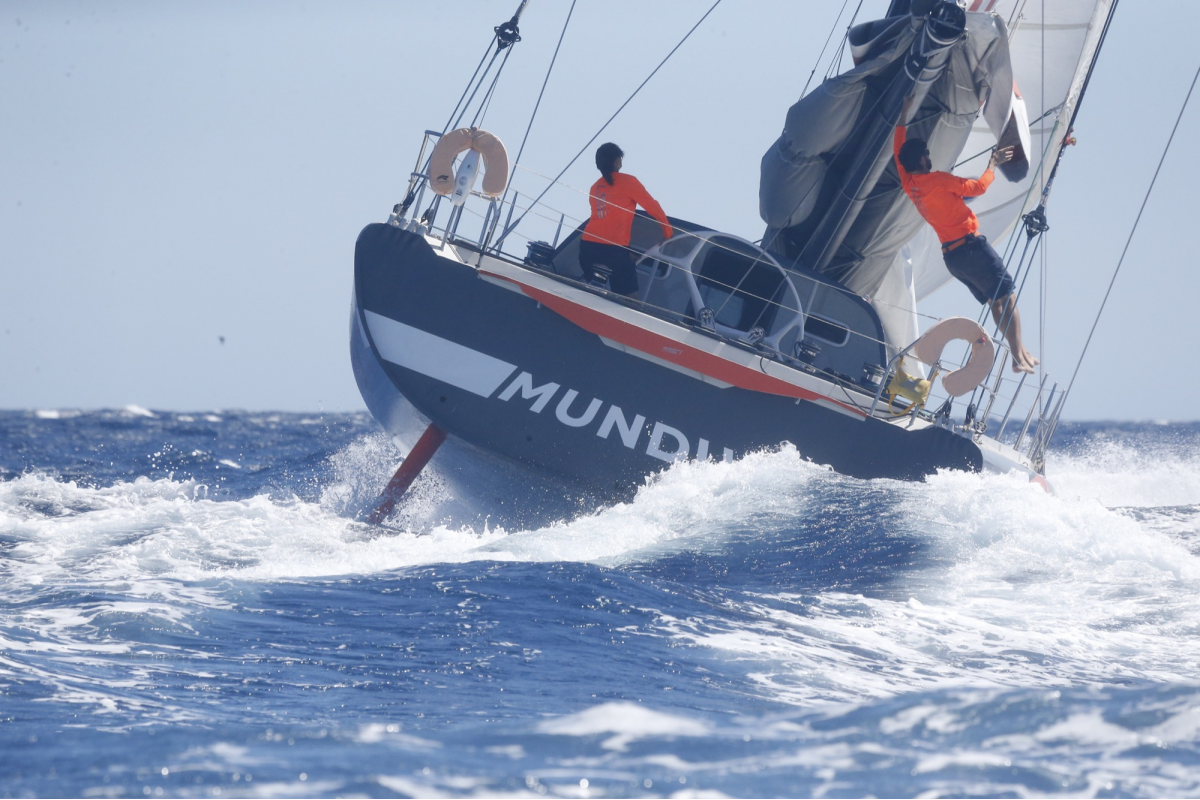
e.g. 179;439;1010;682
895;98;1040;375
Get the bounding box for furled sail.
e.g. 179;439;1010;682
907;0;1115;302
759;0;1110;350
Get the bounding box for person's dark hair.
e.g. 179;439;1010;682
596;142;624;185
898;138;930;173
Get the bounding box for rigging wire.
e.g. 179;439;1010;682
952;103;1063;169
801;0;855;98
489;0;578;250
413;2;530;222
505;164;946;326
960;1;1121;420
393;31;498;217
440;35;501;136
452;49;505;131
1039;223;1047;373
510;0;576;174
1037;0;1118;209
1051;59;1199;437
470;44;515;129
825;2;864;81
1038;0;1049;376
491;0;724;251
1039;0;1046;200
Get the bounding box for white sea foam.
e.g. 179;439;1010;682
537;701;711;752
653;460;1200;704
1048;434;1200;509
121;405;156;418
34;409;81;420
4;431;1200;711
4;436;1197;582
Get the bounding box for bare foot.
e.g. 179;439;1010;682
1012;357;1035;375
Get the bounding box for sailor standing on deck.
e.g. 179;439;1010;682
894;99;1039;374
579;143;674;298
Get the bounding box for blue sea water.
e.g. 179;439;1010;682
2;408;1200;798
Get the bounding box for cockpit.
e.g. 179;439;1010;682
636;232;806;357
536;215;888;387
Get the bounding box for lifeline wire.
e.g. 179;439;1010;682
1053;59;1200;430
492;0;724;251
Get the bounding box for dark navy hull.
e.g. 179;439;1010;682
352;223;982;492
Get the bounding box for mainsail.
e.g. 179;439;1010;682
759;0;1111;350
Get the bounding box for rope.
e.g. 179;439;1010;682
492;0;724;251
1053;59;1199;430
952;103;1063;169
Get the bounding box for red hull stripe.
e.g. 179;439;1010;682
489;273;866;417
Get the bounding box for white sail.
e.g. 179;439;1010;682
906;0;1115;302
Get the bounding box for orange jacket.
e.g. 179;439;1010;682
581;172;673;247
894;126;993;244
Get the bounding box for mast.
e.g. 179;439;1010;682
798;1;965;273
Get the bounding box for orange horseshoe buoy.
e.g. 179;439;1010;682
428;127;510;198
912;316;996;397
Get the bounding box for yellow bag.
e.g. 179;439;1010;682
886;359;933;416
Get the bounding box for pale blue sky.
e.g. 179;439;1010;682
2;1;1197;420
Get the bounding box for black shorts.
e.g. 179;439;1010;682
942;234;1015;305
578;240;638;295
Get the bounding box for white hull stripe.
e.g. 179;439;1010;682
364;310;517;398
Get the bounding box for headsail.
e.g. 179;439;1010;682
908;0;1116;302
759;0;1111;350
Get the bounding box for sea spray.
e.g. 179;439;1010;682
3;411;1200;796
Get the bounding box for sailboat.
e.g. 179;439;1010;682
350;0;1115;517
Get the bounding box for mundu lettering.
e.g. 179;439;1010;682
497;371;733;464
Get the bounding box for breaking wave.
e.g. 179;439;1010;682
3;413;1199;796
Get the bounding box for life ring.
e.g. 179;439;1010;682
428;127;510;198
911;316;995;397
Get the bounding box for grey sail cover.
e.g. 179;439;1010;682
908;0;1115;303
759;8;1023;349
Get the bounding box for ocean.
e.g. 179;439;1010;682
2;408;1199;798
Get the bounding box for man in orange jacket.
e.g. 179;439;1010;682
894;101;1038;374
